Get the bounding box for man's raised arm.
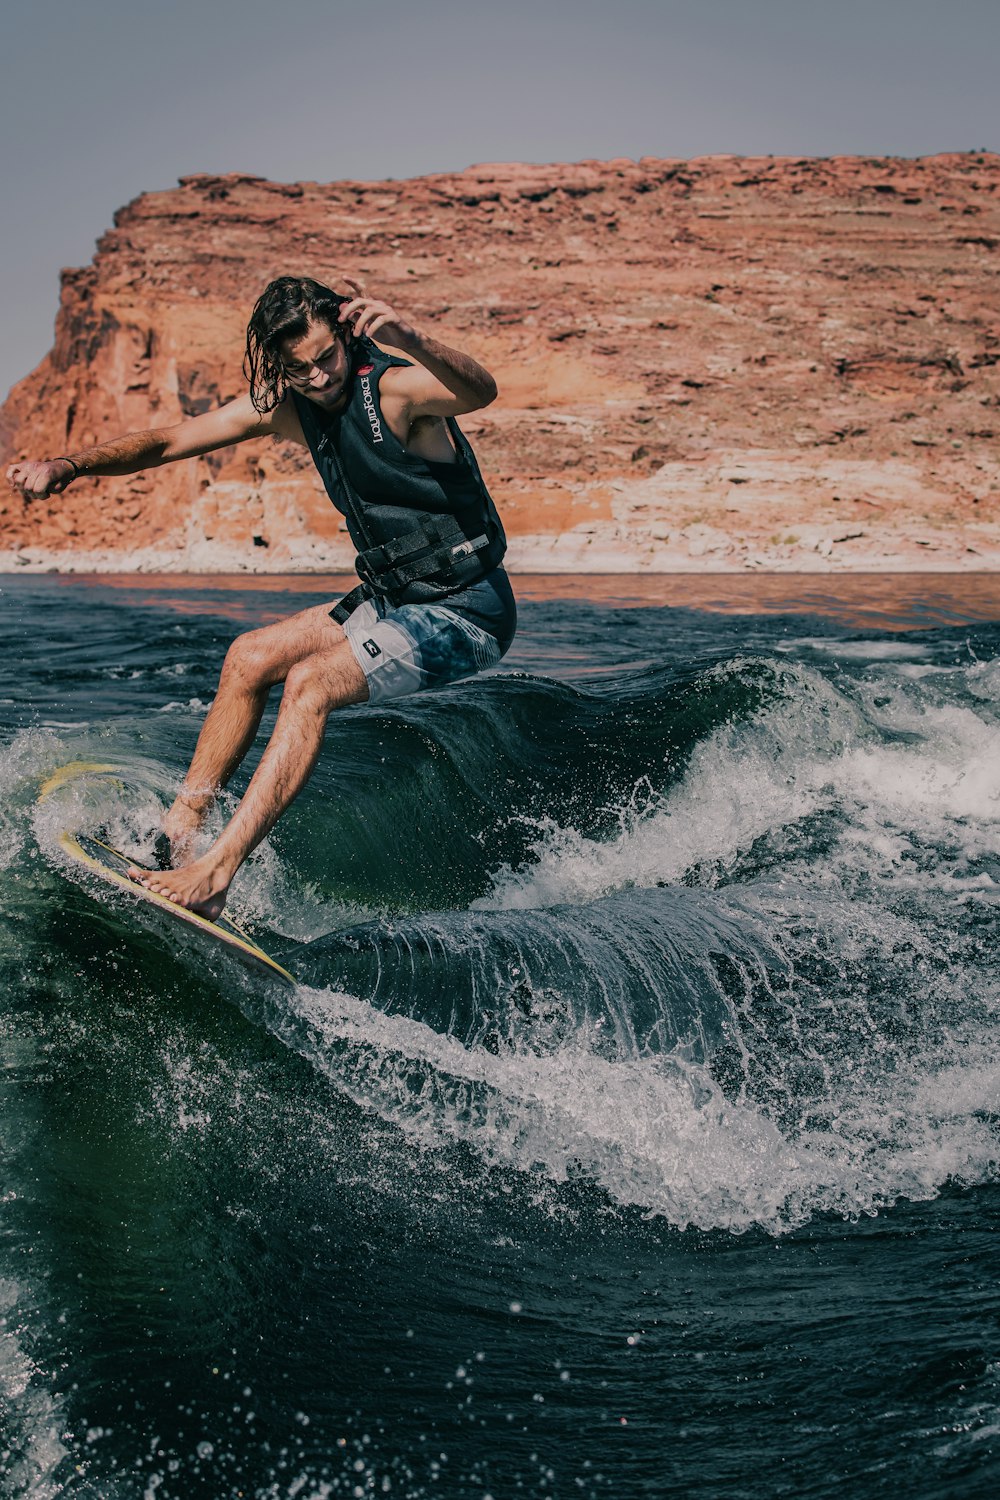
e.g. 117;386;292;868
338;293;498;418
6;394;276;502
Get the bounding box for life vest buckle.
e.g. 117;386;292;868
355;519;493;599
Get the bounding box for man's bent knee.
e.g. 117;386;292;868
222;629;274;689
223;607;349;692
283;647;368;714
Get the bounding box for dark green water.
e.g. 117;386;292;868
2;573;1000;1499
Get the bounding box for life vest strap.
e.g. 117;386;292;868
370;515;457;565
355;515;493;595
328;583;373;625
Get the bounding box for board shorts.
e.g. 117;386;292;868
340;566;517;705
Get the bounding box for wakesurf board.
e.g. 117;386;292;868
38;762;296;986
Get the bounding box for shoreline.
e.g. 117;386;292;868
3;528;1000;578
8;566;1000;633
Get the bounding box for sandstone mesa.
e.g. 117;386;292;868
2;152;999;574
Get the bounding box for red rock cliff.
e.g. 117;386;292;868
2;153;999;571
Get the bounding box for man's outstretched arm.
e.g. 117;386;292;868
6;393;277;501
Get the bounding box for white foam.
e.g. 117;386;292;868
801;639;931;661
286;981;1000;1236
479;657;1000;912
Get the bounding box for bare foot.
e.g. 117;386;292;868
127;854;233;921
162;795;208;866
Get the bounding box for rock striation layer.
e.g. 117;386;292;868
2;152;999;572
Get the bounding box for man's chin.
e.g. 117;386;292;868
306;386;348;410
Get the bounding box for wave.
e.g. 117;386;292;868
9;634;1000;1234
293;885;781;1058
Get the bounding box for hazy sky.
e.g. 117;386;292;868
2;0;997;399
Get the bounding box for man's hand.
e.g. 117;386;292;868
335;276;497;419
338;278;420;354
7;458;77;501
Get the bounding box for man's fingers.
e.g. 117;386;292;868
336;292;409;349
364;314;392;339
353;304;394;337
8;463;54;499
341;297;394;329
8;458;76;499
352;306;377;334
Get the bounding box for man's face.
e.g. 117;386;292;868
279;317;351;409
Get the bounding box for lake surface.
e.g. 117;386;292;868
2;572;1000;1499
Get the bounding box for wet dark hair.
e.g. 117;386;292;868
244;276;353;413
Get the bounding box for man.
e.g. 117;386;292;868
7;276;516;918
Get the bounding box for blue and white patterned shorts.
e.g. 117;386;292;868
343;595;504;704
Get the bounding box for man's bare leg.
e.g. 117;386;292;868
161;601;355;862
132;639;368;917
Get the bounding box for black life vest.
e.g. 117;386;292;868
291;341;506;605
